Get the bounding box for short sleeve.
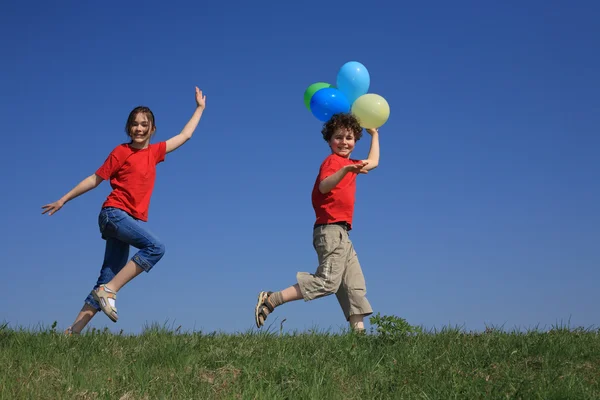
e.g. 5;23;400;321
318;155;345;183
153;142;167;164
96;147;126;180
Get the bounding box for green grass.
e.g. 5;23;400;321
1;322;598;399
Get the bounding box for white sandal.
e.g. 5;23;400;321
92;284;119;322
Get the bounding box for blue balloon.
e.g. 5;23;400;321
309;88;350;122
336;61;370;104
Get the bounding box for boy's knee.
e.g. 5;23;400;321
321;279;341;295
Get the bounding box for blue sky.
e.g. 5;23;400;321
1;1;598;334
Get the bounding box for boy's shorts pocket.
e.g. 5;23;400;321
313;226;343;256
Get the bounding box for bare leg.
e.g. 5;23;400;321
349;314;365;332
105;260;144;292
68;303;99;334
281;284;303;302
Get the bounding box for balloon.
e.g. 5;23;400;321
310;88;351;122
351;94;390;128
304;82;333;111
336;61;370;104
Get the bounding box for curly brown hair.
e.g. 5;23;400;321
321;113;363;142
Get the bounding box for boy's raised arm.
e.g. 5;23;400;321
361;128;379;171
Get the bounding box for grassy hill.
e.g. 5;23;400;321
1;318;598;399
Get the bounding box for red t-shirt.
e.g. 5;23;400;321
95;142;166;221
312;153;362;230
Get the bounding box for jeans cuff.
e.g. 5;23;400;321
85;294;101;311
132;255;153;272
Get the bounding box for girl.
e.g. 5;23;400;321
42;87;206;334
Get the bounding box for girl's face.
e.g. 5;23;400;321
328;128;356;158
129;112;155;148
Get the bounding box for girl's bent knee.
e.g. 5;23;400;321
154;242;166;258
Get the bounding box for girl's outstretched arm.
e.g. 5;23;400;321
42;173;104;215
166;87;206;154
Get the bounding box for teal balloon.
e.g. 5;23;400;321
310;88;350;122
336;61;370;104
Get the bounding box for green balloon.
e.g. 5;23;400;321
304;82;333;110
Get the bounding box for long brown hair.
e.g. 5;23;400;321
124;106;156;138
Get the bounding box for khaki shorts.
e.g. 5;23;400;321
297;224;373;320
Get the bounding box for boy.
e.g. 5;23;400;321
255;112;380;332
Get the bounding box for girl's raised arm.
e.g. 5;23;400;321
166;87;206;154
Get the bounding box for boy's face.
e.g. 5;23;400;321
329;128;356;158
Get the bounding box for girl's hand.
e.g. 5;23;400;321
195;87;206;109
344;161;369;175
365;128;378;136
42;200;64;216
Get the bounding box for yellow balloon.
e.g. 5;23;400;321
351;94;390;129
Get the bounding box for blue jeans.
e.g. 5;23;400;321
85;207;166;310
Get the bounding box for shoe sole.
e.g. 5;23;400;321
254;291;269;328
